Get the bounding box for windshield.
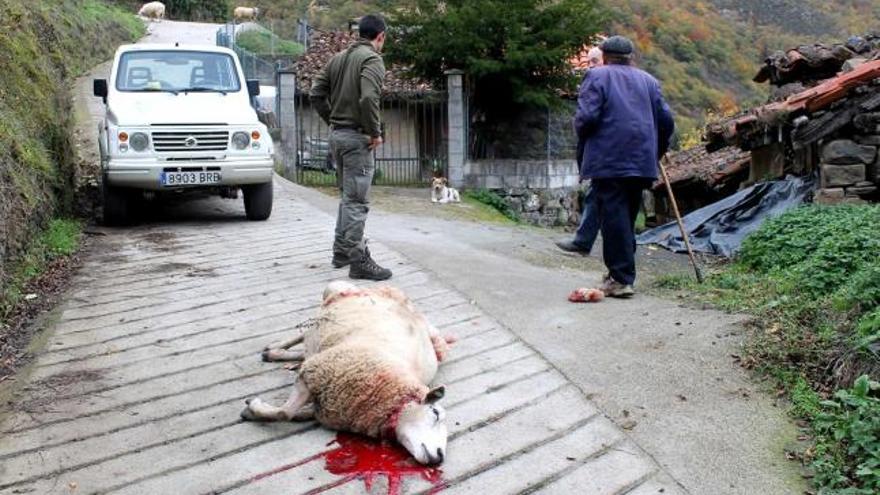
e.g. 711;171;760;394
115;50;241;93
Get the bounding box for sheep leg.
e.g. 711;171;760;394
241;380;311;422
265;334;304;351
262;349;305;363
291;403;315;421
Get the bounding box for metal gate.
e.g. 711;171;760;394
293;91;449;186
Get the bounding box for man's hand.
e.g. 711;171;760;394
368;136;383;150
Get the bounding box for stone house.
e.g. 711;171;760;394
705;36;880;205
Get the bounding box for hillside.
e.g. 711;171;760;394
611;0;880;132
236;0;880;136
0;0;142;317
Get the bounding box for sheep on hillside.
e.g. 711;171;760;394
233;6;260;22
137;1;165;22
241;281;455;465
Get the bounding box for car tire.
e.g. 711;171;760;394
243;181;273;221
102;181;130;226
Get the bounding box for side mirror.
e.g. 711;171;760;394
93;79;108;103
246;79;260;97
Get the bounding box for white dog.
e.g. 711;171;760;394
431;177;460;204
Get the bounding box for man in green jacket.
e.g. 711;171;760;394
310;14;391;281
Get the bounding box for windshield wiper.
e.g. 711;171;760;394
181;87;228;95
132;87;179;95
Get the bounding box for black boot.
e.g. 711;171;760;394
349;247;392;281
332;251;350;268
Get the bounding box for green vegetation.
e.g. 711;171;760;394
814;375;880;494
464;189;520;222
1;219;83;321
237;29;304;56
0;0;142;313
388;0;604;111
666;205;880;493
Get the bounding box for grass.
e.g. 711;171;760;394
237;29;304;56
464;189;521;222
1;219;83;322
655;204;880;493
0;0;143;313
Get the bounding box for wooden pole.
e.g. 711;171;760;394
658;156;704;283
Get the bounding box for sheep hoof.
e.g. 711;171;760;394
240;406;257;421
261;350;271;362
245;398;252;405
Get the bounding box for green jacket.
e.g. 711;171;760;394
309;41;385;138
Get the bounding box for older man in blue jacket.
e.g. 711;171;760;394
574;36;675;297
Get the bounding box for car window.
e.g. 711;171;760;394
115;50;241;92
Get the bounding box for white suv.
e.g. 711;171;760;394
94;44;275;224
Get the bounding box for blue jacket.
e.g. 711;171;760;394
574;64;675;180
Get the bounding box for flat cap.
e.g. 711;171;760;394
600;35;634;56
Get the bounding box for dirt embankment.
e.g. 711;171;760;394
0;1;142;309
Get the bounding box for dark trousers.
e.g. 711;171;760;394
593;177;652;286
573;184;599;252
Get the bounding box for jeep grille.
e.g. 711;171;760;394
151;131;229;152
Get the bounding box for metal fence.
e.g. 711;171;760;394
293;91;449;187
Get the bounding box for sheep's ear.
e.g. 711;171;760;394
425;386;445;404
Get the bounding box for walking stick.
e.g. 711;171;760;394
658;156;704;283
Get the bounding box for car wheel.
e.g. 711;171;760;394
243;181;273;221
102;181;130;226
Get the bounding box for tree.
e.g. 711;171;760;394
387;0;604;115
163;0;230;21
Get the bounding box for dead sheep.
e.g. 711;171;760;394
137;1;165;21
233;6;260;22
241;281;456;465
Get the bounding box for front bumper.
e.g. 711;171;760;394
104;156;274;190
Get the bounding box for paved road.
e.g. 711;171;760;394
0;177;683;494
0;19;805;495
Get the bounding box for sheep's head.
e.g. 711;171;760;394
395;386;447;465
323;280;357;302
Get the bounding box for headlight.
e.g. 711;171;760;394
232;132;250;150
130;132;149;152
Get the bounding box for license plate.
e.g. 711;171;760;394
160;171;222;186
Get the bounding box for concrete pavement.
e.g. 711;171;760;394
0;180;682;494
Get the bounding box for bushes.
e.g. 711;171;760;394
697;204;880;493
813;375;880;494
464;189;520;222
163;0;229;21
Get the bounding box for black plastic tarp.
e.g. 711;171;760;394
637;174;817;258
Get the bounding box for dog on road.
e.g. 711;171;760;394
431;177;460;204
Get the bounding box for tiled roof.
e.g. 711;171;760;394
707;59;880;150
655;145;750;190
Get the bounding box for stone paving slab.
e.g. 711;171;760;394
0;180;685;494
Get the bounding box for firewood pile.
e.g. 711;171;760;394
295;31;433;96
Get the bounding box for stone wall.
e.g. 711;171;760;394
463;159;583;227
816;136;880;204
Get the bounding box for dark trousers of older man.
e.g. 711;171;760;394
593;177;652;286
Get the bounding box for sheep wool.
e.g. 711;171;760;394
299;346;429;438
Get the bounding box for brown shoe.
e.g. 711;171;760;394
598;277;635;298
